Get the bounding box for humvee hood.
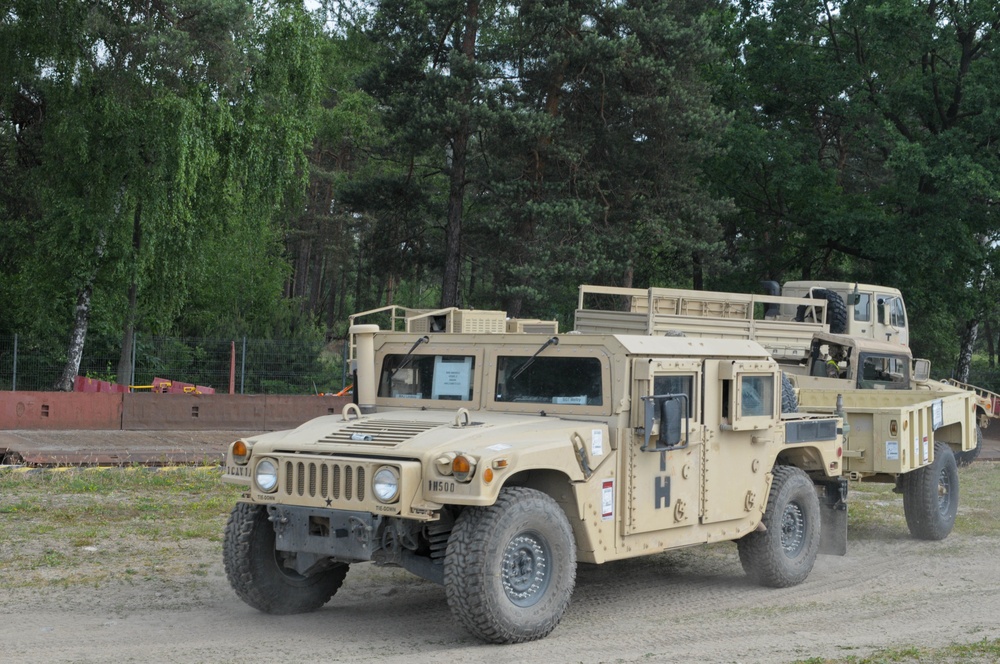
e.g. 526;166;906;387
246;409;593;459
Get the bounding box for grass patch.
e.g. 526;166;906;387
794;637;1000;663
846;463;1000;540
0;466;242;589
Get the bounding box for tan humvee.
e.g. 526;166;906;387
221;322;848;644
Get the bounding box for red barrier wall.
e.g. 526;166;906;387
0;392;351;431
0;393;123;429
121;394;350;431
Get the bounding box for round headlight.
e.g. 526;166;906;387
372;466;400;503
452;454;476;483
255;458;279;493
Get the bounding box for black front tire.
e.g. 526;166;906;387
902;442;959;540
444;487;576;644
223;502;348;614
737;466;821;588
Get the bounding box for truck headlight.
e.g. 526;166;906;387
452;454;477;483
255;458;279;493
373;466;400;503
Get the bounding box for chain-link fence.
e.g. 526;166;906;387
0;334;350;395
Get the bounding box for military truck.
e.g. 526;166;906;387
222;321;851;643
576;284;980;463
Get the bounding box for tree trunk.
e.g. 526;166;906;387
56;228;108;391
955;318;979;382
117;202;142;388
55;284;95;392
985;318;995;369
440;0;479;308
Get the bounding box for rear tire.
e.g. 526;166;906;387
902;442;959;540
223;502;348;614
444;487;576;643
954;427;982;467
737;466;820;588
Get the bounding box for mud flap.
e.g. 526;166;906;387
818;478;848;556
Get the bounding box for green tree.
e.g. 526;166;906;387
714;0;1000;370
0;1;322;388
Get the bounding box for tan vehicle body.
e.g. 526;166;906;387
221;322;848;643
576;287;976;465
575;281;908;362
223;330;843;564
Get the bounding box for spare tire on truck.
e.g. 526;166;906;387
794;288;848;334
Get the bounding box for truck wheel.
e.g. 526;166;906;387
736;466;820;588
795;288;848;334
954;427;982;467
781;373;798;414
444;487;576;644
902;442;959;540
223;502;348;614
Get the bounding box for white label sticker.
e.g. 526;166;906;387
886;440;899;461
923;436;930;464
601;480;614;520
592;429;604;457
486;444;511;452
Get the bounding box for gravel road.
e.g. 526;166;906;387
2;527;998;663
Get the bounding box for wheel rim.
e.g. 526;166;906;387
780;502;806;557
501;531;552;607
937;468;953;516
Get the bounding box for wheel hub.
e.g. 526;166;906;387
780;503;806;557
501;532;551;607
937;469;952;515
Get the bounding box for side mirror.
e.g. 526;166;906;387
877;300;888;325
912;358;931;382
642;394;689;452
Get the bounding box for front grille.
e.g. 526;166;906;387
283;459;369;503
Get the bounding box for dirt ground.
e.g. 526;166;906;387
1;528;998;663
1;430;998;663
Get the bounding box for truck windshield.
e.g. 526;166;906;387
857;353;909;390
378;354;476;401
495;356;603;406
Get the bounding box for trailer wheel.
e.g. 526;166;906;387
795;288;848;334
737;466;820;588
781;373;798;414
902;442;959;540
954;427;982;467
223;502;348;614
444;487;576;644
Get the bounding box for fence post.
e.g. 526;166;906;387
130;332;137;392
229;341;236;395
12;333;17;392
240;336;247;395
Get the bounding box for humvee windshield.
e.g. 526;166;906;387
495;356;603;406
378;354;476;401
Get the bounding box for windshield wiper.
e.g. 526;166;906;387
388;335;429;381
509;336;559;381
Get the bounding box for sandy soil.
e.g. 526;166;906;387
2;526;998;664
